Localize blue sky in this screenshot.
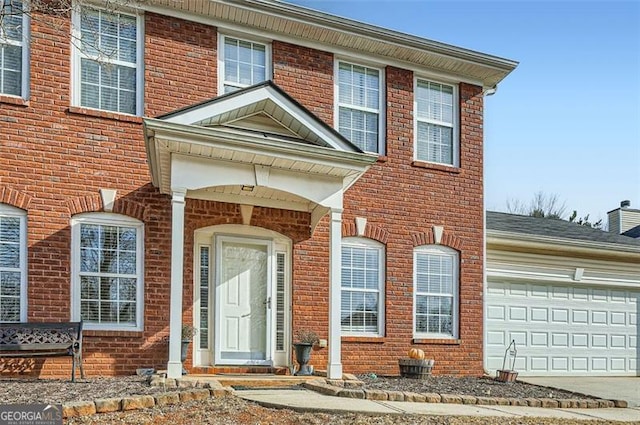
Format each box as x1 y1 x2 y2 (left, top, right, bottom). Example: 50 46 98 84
287 0 640 224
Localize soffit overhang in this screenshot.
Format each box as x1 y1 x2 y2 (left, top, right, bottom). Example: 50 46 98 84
487 230 640 263
144 0 518 88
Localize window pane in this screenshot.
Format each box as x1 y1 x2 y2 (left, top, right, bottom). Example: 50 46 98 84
415 250 456 336
77 221 140 327
0 271 20 296
417 122 453 164
78 8 138 114
338 108 378 152
0 244 19 268
3 0 23 41
341 243 382 334
223 37 267 89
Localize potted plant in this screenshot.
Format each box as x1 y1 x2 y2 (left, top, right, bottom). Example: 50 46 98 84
181 324 198 375
292 329 319 376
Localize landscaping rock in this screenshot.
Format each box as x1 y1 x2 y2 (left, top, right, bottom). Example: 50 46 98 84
62 401 96 418
155 393 180 406
192 389 212 401
524 398 541 407
338 389 365 399
494 397 510 406
326 379 345 387
586 399 600 409
422 393 442 403
179 391 196 402
439 394 462 404
211 387 233 398
403 392 426 402
476 396 497 405
364 389 388 401
508 398 528 406
386 390 405 401
614 399 628 408
94 398 122 413
122 395 155 410
460 395 477 405
344 380 364 388
177 379 197 389
597 399 615 408
539 398 559 408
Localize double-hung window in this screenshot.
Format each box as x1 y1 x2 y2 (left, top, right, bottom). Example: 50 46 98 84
336 61 383 154
0 0 28 97
415 79 457 166
73 7 142 115
71 213 144 331
414 245 458 339
220 35 268 94
0 204 26 322
341 238 384 336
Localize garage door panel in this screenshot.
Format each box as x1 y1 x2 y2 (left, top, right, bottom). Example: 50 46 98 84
486 281 639 376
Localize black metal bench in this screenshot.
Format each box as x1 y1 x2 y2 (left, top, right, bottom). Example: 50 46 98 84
0 322 85 382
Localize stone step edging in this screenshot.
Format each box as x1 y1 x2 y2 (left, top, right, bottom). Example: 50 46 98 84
62 379 234 418
302 379 628 409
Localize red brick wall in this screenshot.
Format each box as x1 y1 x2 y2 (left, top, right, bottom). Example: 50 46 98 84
0 9 485 378
294 66 485 376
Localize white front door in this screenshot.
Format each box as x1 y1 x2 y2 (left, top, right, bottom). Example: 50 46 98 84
214 236 272 365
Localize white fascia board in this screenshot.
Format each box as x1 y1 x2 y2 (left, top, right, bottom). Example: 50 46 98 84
487 230 640 258
144 118 377 169
140 2 515 88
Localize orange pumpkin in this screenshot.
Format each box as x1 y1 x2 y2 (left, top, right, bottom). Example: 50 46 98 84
408 348 425 360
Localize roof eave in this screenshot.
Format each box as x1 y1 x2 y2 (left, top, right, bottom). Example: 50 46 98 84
487 229 640 260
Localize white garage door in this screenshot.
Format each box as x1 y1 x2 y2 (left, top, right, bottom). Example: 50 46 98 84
486 281 639 376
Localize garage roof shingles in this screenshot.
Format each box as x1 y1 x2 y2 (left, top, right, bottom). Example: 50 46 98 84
486 211 640 247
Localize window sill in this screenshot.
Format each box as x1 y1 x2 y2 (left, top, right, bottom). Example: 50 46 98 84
342 336 385 343
67 106 143 124
412 160 461 174
413 338 461 345
0 95 29 107
84 330 144 338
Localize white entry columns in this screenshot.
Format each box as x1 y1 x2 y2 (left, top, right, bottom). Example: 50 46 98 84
327 208 343 379
167 188 186 379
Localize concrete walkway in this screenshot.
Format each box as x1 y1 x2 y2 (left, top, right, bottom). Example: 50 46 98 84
521 377 640 408
237 388 640 422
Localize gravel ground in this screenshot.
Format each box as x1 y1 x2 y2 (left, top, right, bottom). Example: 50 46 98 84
65 396 625 425
0 376 180 404
0 376 623 425
358 375 594 400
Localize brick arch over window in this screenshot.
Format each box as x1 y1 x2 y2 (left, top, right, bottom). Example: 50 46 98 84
342 220 389 244
410 229 463 251
66 194 147 222
0 186 32 210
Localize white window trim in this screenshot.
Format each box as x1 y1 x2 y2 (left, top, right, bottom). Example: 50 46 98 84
413 244 459 339
217 33 271 95
341 237 385 337
0 204 27 322
70 212 144 331
0 1 30 99
334 59 385 155
70 5 144 116
413 77 459 167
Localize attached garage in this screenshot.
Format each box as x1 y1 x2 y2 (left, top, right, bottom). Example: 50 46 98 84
485 211 640 377
486 280 638 376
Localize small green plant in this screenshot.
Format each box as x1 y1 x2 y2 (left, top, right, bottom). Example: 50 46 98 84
181 324 198 341
294 329 319 345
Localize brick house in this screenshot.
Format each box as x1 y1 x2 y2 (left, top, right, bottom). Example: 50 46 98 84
0 0 517 379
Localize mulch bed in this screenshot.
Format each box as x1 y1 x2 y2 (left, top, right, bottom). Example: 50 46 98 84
358 374 592 400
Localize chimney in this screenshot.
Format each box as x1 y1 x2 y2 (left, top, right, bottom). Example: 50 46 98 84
608 200 640 235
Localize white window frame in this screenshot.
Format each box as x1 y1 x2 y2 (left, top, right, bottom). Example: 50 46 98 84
218 33 271 95
70 212 144 331
335 59 385 155
340 237 385 337
0 203 27 322
0 0 29 98
70 5 144 116
413 245 459 339
414 77 459 167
